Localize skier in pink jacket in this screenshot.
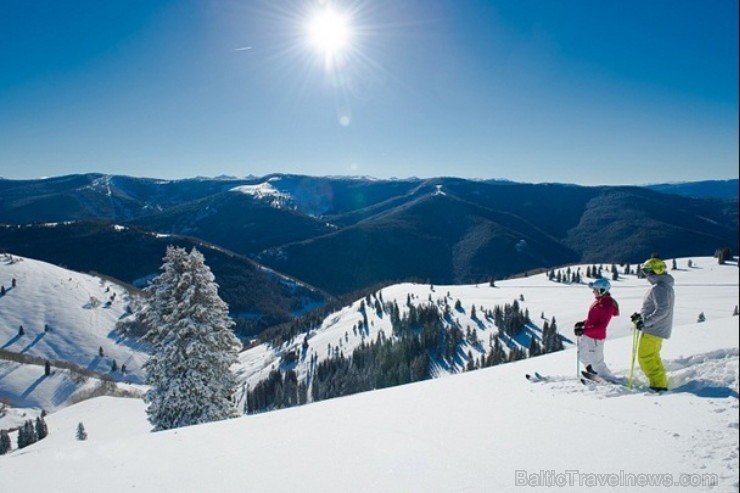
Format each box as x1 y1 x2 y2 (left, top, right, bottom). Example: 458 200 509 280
574 278 620 381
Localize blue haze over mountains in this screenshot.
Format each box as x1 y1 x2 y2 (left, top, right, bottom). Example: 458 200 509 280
0 174 736 336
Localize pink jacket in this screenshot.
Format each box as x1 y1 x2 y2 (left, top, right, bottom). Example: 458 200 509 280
583 293 620 340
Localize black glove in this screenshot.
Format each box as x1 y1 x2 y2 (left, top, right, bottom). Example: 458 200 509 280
574 321 584 337
631 313 644 330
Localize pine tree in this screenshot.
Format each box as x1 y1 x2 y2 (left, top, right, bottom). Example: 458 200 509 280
697 312 706 323
733 305 739 316
76 422 87 441
143 247 241 431
0 429 11 455
18 420 37 449
35 416 48 440
715 247 732 265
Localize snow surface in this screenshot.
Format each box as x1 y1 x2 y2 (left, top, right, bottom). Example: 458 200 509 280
0 255 737 492
0 253 149 413
234 257 739 408
231 182 293 208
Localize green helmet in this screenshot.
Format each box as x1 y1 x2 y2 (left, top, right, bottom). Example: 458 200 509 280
642 257 667 275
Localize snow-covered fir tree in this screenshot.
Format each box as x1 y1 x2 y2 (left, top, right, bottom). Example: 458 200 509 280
143 246 241 431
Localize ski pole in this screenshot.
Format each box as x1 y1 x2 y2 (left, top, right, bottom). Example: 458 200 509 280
576 335 581 379
628 324 641 389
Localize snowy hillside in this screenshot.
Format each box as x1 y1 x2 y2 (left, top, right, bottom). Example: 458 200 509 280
0 254 737 492
231 181 295 209
0 294 737 491
235 256 739 411
0 253 149 412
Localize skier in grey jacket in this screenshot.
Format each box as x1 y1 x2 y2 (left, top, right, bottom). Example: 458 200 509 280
631 257 675 391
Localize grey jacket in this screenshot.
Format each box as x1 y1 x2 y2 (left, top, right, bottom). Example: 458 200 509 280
641 272 675 339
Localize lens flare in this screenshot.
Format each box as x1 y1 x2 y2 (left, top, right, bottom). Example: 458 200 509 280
307 7 352 66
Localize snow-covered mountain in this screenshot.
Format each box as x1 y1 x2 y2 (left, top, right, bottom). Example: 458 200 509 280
0 253 737 492
3 174 737 299
0 253 148 412
234 256 739 411
0 255 737 492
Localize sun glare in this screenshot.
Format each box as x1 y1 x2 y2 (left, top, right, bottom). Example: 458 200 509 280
307 7 352 63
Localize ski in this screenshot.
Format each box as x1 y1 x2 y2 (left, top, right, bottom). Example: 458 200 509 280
580 376 623 388
580 372 658 392
581 370 609 384
525 372 546 382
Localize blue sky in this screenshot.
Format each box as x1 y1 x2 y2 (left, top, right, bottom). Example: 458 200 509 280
0 0 737 185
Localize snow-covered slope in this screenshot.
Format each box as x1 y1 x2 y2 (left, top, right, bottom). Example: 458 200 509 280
0 307 737 492
235 256 739 408
0 254 737 492
0 253 149 412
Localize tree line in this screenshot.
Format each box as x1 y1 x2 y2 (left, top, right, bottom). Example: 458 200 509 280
246 294 565 414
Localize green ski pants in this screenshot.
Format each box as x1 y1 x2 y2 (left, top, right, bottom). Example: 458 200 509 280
638 333 668 389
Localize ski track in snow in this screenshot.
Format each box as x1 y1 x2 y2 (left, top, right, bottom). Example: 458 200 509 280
1 254 738 492
528 347 740 490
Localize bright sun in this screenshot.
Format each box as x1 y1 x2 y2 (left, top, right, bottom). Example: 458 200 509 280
307 7 352 62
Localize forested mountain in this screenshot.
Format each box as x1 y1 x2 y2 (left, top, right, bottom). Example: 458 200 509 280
645 179 738 199
0 174 736 301
259 191 577 294
0 222 326 337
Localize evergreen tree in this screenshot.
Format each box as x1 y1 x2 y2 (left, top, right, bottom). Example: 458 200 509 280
143 247 241 431
528 337 542 357
18 420 37 449
715 247 732 265
733 305 739 317
0 429 10 455
697 312 706 323
44 361 51 376
35 416 48 440
76 422 87 441
466 350 476 371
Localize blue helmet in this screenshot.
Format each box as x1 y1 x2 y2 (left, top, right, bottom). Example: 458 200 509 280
588 278 611 295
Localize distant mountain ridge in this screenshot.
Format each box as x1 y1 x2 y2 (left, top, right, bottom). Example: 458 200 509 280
0 222 327 338
645 179 738 199
0 174 736 302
